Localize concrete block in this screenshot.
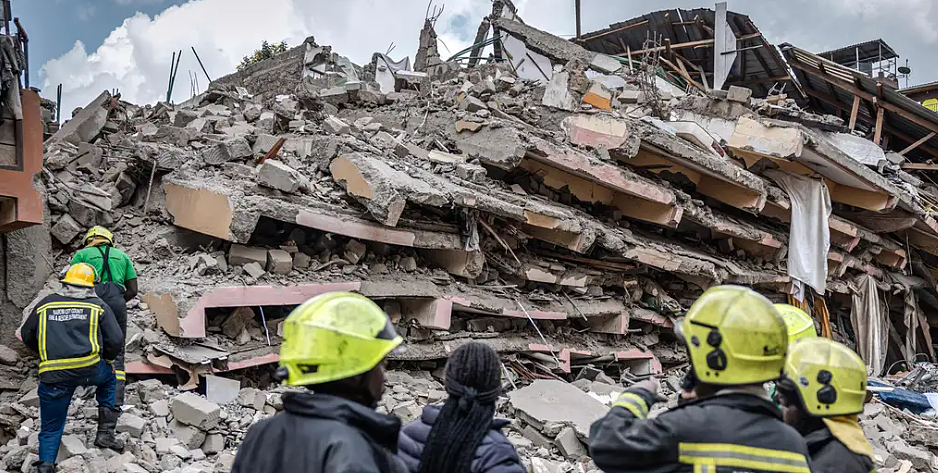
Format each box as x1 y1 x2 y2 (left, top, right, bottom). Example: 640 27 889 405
243 262 266 278
155 437 179 454
228 245 267 267
200 434 225 455
344 239 367 264
237 388 267 410
169 420 206 450
508 379 608 437
617 89 643 104
521 425 552 447
590 53 622 74
171 392 221 429
266 249 293 274
554 426 586 458
323 115 351 134
116 413 146 436
18 389 39 408
149 399 171 417
460 96 488 112
202 137 253 166
370 131 397 150
205 375 241 405
174 110 199 128
727 85 753 104
57 435 88 461
258 160 304 194
51 214 83 245
293 252 312 270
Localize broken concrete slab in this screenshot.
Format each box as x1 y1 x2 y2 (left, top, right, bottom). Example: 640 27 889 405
50 214 82 245
508 379 608 437
542 71 578 112
50 91 110 145
202 137 253 166
330 153 447 227
323 115 351 134
258 160 306 194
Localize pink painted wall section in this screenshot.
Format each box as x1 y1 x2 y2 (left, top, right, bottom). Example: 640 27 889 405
125 353 282 375
179 282 363 339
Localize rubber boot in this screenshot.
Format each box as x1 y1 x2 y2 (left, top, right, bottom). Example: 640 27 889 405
34 461 55 473
93 407 124 452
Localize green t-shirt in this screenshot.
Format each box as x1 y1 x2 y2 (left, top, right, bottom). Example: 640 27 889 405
71 245 138 288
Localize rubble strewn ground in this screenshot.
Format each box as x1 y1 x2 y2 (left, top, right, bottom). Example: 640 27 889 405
6 4 938 473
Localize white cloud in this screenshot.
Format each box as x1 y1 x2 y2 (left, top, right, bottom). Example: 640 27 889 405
39 0 938 116
39 0 491 116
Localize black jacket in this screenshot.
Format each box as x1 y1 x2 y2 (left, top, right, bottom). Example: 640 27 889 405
21 293 123 384
398 405 526 473
231 392 409 473
589 388 813 473
805 426 874 473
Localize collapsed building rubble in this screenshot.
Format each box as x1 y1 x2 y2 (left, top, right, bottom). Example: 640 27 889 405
2 3 938 472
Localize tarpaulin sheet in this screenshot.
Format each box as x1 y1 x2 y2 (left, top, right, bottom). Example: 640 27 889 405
851 274 888 376
767 170 831 299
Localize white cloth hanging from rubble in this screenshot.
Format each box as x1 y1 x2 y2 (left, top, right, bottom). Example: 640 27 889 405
766 170 831 300
850 274 888 376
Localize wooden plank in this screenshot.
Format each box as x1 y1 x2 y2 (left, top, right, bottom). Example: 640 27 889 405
848 95 861 131
899 132 937 156
901 162 938 171
874 106 885 145
788 56 938 137
802 87 938 159
622 38 714 56
578 19 649 43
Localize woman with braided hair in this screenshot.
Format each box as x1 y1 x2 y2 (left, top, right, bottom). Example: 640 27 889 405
398 342 525 473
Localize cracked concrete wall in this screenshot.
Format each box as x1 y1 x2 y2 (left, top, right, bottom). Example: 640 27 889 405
1 217 53 346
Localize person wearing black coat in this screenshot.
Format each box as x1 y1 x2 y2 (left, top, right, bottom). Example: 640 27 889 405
230 292 409 473
398 342 525 473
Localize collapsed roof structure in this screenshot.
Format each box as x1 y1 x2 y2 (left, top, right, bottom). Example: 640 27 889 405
1 2 938 469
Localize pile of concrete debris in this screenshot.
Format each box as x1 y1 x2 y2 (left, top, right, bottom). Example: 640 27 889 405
861 401 938 473
11 5 938 473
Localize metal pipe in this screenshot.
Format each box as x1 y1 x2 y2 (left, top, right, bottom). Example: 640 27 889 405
14 18 27 88
55 84 62 123
191 46 212 83
166 51 176 103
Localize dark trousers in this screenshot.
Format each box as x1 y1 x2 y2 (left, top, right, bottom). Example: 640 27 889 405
38 361 116 462
95 283 126 405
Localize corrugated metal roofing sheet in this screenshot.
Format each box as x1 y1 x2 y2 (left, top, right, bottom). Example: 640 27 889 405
577 8 797 98
817 39 898 65
782 44 938 162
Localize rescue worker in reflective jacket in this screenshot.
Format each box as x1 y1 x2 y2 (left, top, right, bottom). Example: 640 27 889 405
775 337 875 473
589 285 812 473
20 263 125 473
231 292 408 473
72 226 138 406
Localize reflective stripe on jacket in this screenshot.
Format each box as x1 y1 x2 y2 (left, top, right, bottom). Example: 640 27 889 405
21 294 123 384
589 388 813 473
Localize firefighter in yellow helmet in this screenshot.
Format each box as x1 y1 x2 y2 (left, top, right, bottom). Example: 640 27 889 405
231 292 408 473
589 286 812 473
769 304 818 405
20 264 126 473
775 337 874 473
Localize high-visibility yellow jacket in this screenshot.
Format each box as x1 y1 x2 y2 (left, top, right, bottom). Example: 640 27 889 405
590 388 814 473
20 293 123 384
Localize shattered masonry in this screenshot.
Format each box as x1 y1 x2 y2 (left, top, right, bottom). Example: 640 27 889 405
0 3 937 472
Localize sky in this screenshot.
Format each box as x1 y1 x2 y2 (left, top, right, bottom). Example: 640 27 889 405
13 0 938 117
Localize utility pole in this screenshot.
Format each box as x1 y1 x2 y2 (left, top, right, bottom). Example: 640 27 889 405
574 0 582 39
